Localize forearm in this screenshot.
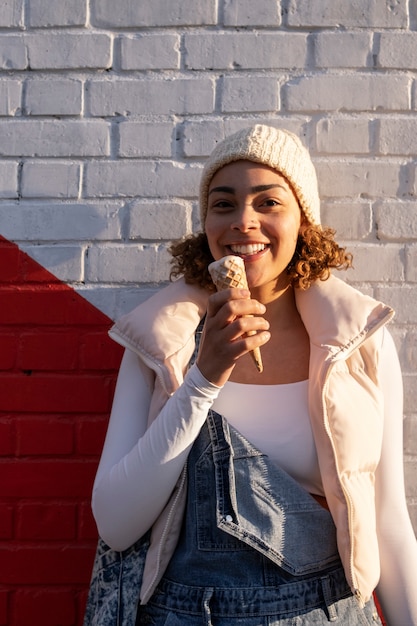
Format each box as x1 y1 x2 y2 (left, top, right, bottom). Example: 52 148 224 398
376 511 417 625
92 362 220 550
375 329 417 624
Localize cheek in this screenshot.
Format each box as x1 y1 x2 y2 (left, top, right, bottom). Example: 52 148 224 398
204 217 222 258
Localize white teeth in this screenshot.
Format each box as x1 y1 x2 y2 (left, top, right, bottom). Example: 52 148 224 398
230 244 266 255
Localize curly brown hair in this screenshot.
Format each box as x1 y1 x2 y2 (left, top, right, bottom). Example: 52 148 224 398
169 226 352 291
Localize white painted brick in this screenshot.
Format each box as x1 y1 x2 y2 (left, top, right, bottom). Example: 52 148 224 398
321 202 372 240
0 120 110 157
345 244 404 283
20 244 84 281
182 120 226 157
0 202 123 241
316 160 403 199
85 161 201 198
412 165 417 199
82 286 162 319
407 502 417 532
27 0 87 27
316 119 370 154
378 33 417 69
375 202 417 241
74 285 156 320
167 118 308 158
87 78 214 116
113 287 159 318
118 122 174 158
120 34 180 70
404 415 417 454
0 80 22 115
288 0 408 28
74 286 118 320
405 244 417 282
379 118 417 155
91 0 216 27
403 378 417 421
184 33 307 70
315 32 371 68
221 76 279 113
387 325 406 364
24 79 82 116
224 118 309 140
128 201 191 240
285 74 410 112
0 0 23 27
0 162 18 198
86 244 170 283
223 0 281 26
0 35 27 69
21 161 81 198
25 33 112 69
376 286 417 325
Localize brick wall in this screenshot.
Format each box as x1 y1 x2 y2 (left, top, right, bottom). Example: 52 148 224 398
0 236 123 625
0 1 416 624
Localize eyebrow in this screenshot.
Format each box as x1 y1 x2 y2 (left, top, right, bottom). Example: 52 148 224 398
208 183 288 195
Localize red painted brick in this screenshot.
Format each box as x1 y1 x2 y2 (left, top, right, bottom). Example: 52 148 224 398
0 460 97 498
21 257 63 285
0 334 18 370
0 421 14 455
18 332 80 371
0 238 121 625
76 418 107 456
0 241 20 283
0 590 8 625
78 590 89 626
17 503 77 540
16 417 74 456
0 236 61 286
0 503 13 539
0 286 106 326
78 501 98 540
0 373 114 413
14 589 76 626
0 545 96 585
79 331 123 370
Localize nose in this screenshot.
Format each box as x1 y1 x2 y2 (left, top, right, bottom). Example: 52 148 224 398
231 206 260 232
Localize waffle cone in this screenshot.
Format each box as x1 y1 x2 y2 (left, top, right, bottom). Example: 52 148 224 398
208 256 263 373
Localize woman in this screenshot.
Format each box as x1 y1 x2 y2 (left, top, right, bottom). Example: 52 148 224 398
90 125 417 625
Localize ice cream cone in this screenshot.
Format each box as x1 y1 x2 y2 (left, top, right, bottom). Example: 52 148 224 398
208 256 264 373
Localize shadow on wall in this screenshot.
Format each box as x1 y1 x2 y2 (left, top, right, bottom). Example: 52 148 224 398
0 235 123 626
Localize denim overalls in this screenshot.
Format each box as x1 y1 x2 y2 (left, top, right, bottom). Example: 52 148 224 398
137 410 382 625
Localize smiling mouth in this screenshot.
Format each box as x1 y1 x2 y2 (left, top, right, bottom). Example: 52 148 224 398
229 243 268 256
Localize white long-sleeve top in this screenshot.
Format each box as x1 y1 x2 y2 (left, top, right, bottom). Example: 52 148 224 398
92 328 417 625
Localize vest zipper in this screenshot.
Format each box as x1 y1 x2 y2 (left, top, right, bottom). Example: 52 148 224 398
141 463 188 601
320 310 394 606
321 364 361 601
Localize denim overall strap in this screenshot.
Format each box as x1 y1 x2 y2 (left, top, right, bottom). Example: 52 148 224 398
207 410 341 575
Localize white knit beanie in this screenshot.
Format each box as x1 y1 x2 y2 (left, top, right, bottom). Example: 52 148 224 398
199 124 321 227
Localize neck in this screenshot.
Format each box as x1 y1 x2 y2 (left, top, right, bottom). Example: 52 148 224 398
251 282 300 330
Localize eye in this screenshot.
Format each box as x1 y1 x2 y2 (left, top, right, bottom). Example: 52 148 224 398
257 197 282 211
208 199 235 212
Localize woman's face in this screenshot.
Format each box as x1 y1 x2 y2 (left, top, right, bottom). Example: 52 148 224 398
205 160 304 298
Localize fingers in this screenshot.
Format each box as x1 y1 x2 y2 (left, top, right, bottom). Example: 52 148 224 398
206 288 266 325
196 289 270 386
